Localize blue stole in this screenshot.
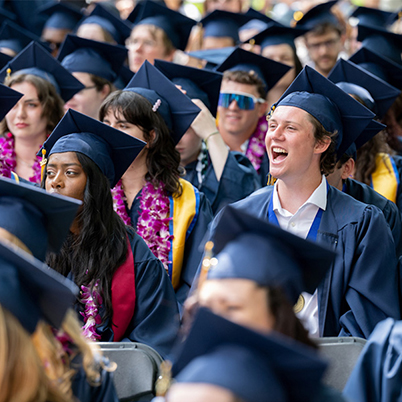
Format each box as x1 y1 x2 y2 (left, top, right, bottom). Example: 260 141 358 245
267 188 325 241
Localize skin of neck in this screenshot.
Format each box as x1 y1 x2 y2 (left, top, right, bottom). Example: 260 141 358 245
218 122 258 152
276 167 323 215
14 132 47 163
121 150 148 208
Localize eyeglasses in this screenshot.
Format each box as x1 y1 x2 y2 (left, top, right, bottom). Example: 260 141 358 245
307 38 340 52
218 91 265 110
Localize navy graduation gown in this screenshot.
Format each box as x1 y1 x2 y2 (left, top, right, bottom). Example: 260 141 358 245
344 178 402 256
129 186 213 308
95 231 180 359
343 318 402 402
183 151 261 215
210 185 400 338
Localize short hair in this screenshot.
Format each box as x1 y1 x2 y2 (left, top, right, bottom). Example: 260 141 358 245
306 113 337 176
305 21 343 39
130 24 175 55
1 73 64 136
223 70 267 99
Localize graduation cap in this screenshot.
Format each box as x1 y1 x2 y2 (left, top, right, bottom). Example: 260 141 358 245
350 6 394 29
248 22 308 50
0 176 82 261
0 81 22 120
216 47 291 92
0 41 84 102
186 46 237 70
0 50 12 69
113 64 135 90
206 205 336 304
0 7 16 25
274 65 377 159
0 20 50 55
125 60 201 144
154 59 223 117
357 24 402 65
295 0 339 30
244 7 278 27
200 10 253 43
132 0 196 51
328 58 401 119
39 109 146 188
0 240 78 333
387 9 402 27
37 2 83 31
57 34 128 82
349 46 402 90
77 3 132 45
171 308 327 402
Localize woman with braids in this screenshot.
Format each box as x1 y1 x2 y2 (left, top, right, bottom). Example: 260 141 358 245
0 41 83 183
100 61 213 308
41 109 180 358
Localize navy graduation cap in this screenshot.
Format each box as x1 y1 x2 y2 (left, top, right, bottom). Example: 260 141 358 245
172 308 327 402
125 60 201 144
200 10 253 43
0 20 50 55
0 41 85 102
295 0 339 30
37 1 83 31
328 58 401 119
154 59 223 117
207 205 336 304
132 0 196 51
248 22 308 50
244 7 278 27
0 176 82 261
187 46 237 70
0 51 11 70
77 3 132 45
349 46 402 90
39 109 146 188
216 47 291 92
0 240 78 333
0 81 22 120
57 34 128 82
350 6 394 29
274 65 377 159
357 24 402 65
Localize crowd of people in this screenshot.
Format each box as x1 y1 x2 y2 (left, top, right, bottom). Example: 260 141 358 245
0 0 402 401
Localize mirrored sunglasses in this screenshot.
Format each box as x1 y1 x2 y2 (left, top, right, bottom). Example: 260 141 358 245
218 91 265 110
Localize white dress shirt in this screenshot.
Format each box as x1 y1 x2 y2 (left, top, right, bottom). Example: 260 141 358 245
272 175 327 337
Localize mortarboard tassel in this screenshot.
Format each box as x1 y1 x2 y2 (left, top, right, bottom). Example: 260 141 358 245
40 148 47 182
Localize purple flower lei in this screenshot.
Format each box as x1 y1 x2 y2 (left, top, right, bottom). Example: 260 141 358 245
245 115 268 173
0 133 42 183
111 180 173 271
80 280 103 341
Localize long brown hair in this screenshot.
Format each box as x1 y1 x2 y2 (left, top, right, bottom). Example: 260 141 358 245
1 73 64 136
99 90 183 196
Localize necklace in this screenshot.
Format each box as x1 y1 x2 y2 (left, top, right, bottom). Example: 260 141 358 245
80 279 103 341
245 115 268 173
0 133 43 183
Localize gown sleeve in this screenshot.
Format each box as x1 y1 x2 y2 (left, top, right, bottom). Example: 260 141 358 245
120 233 180 359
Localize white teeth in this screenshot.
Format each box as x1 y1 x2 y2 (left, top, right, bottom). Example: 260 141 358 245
273 147 287 154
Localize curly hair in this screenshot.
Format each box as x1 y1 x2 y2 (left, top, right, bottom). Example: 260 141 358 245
1 73 64 136
99 90 183 196
44 153 129 325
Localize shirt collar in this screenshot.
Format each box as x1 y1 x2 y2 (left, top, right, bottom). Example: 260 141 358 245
273 175 327 214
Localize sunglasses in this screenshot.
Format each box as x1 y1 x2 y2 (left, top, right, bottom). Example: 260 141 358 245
218 91 266 110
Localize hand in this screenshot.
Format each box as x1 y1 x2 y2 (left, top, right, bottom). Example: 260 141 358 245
191 99 219 140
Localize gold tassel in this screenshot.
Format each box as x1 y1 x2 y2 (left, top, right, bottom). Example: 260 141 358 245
249 38 255 52
40 148 47 182
267 173 277 186
6 67 11 79
197 241 216 290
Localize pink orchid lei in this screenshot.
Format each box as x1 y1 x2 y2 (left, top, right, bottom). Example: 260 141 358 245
245 115 268 173
80 280 103 341
111 180 173 272
0 133 42 183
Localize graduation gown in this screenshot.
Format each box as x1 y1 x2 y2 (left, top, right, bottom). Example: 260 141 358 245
89 231 180 359
128 180 213 308
344 178 402 256
183 151 261 215
212 185 400 338
343 318 402 402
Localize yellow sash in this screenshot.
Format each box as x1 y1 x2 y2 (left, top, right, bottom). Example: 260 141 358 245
371 153 399 203
10 172 20 183
169 178 199 290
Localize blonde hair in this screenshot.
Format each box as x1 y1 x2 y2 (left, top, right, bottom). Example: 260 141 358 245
0 305 69 402
32 309 116 399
